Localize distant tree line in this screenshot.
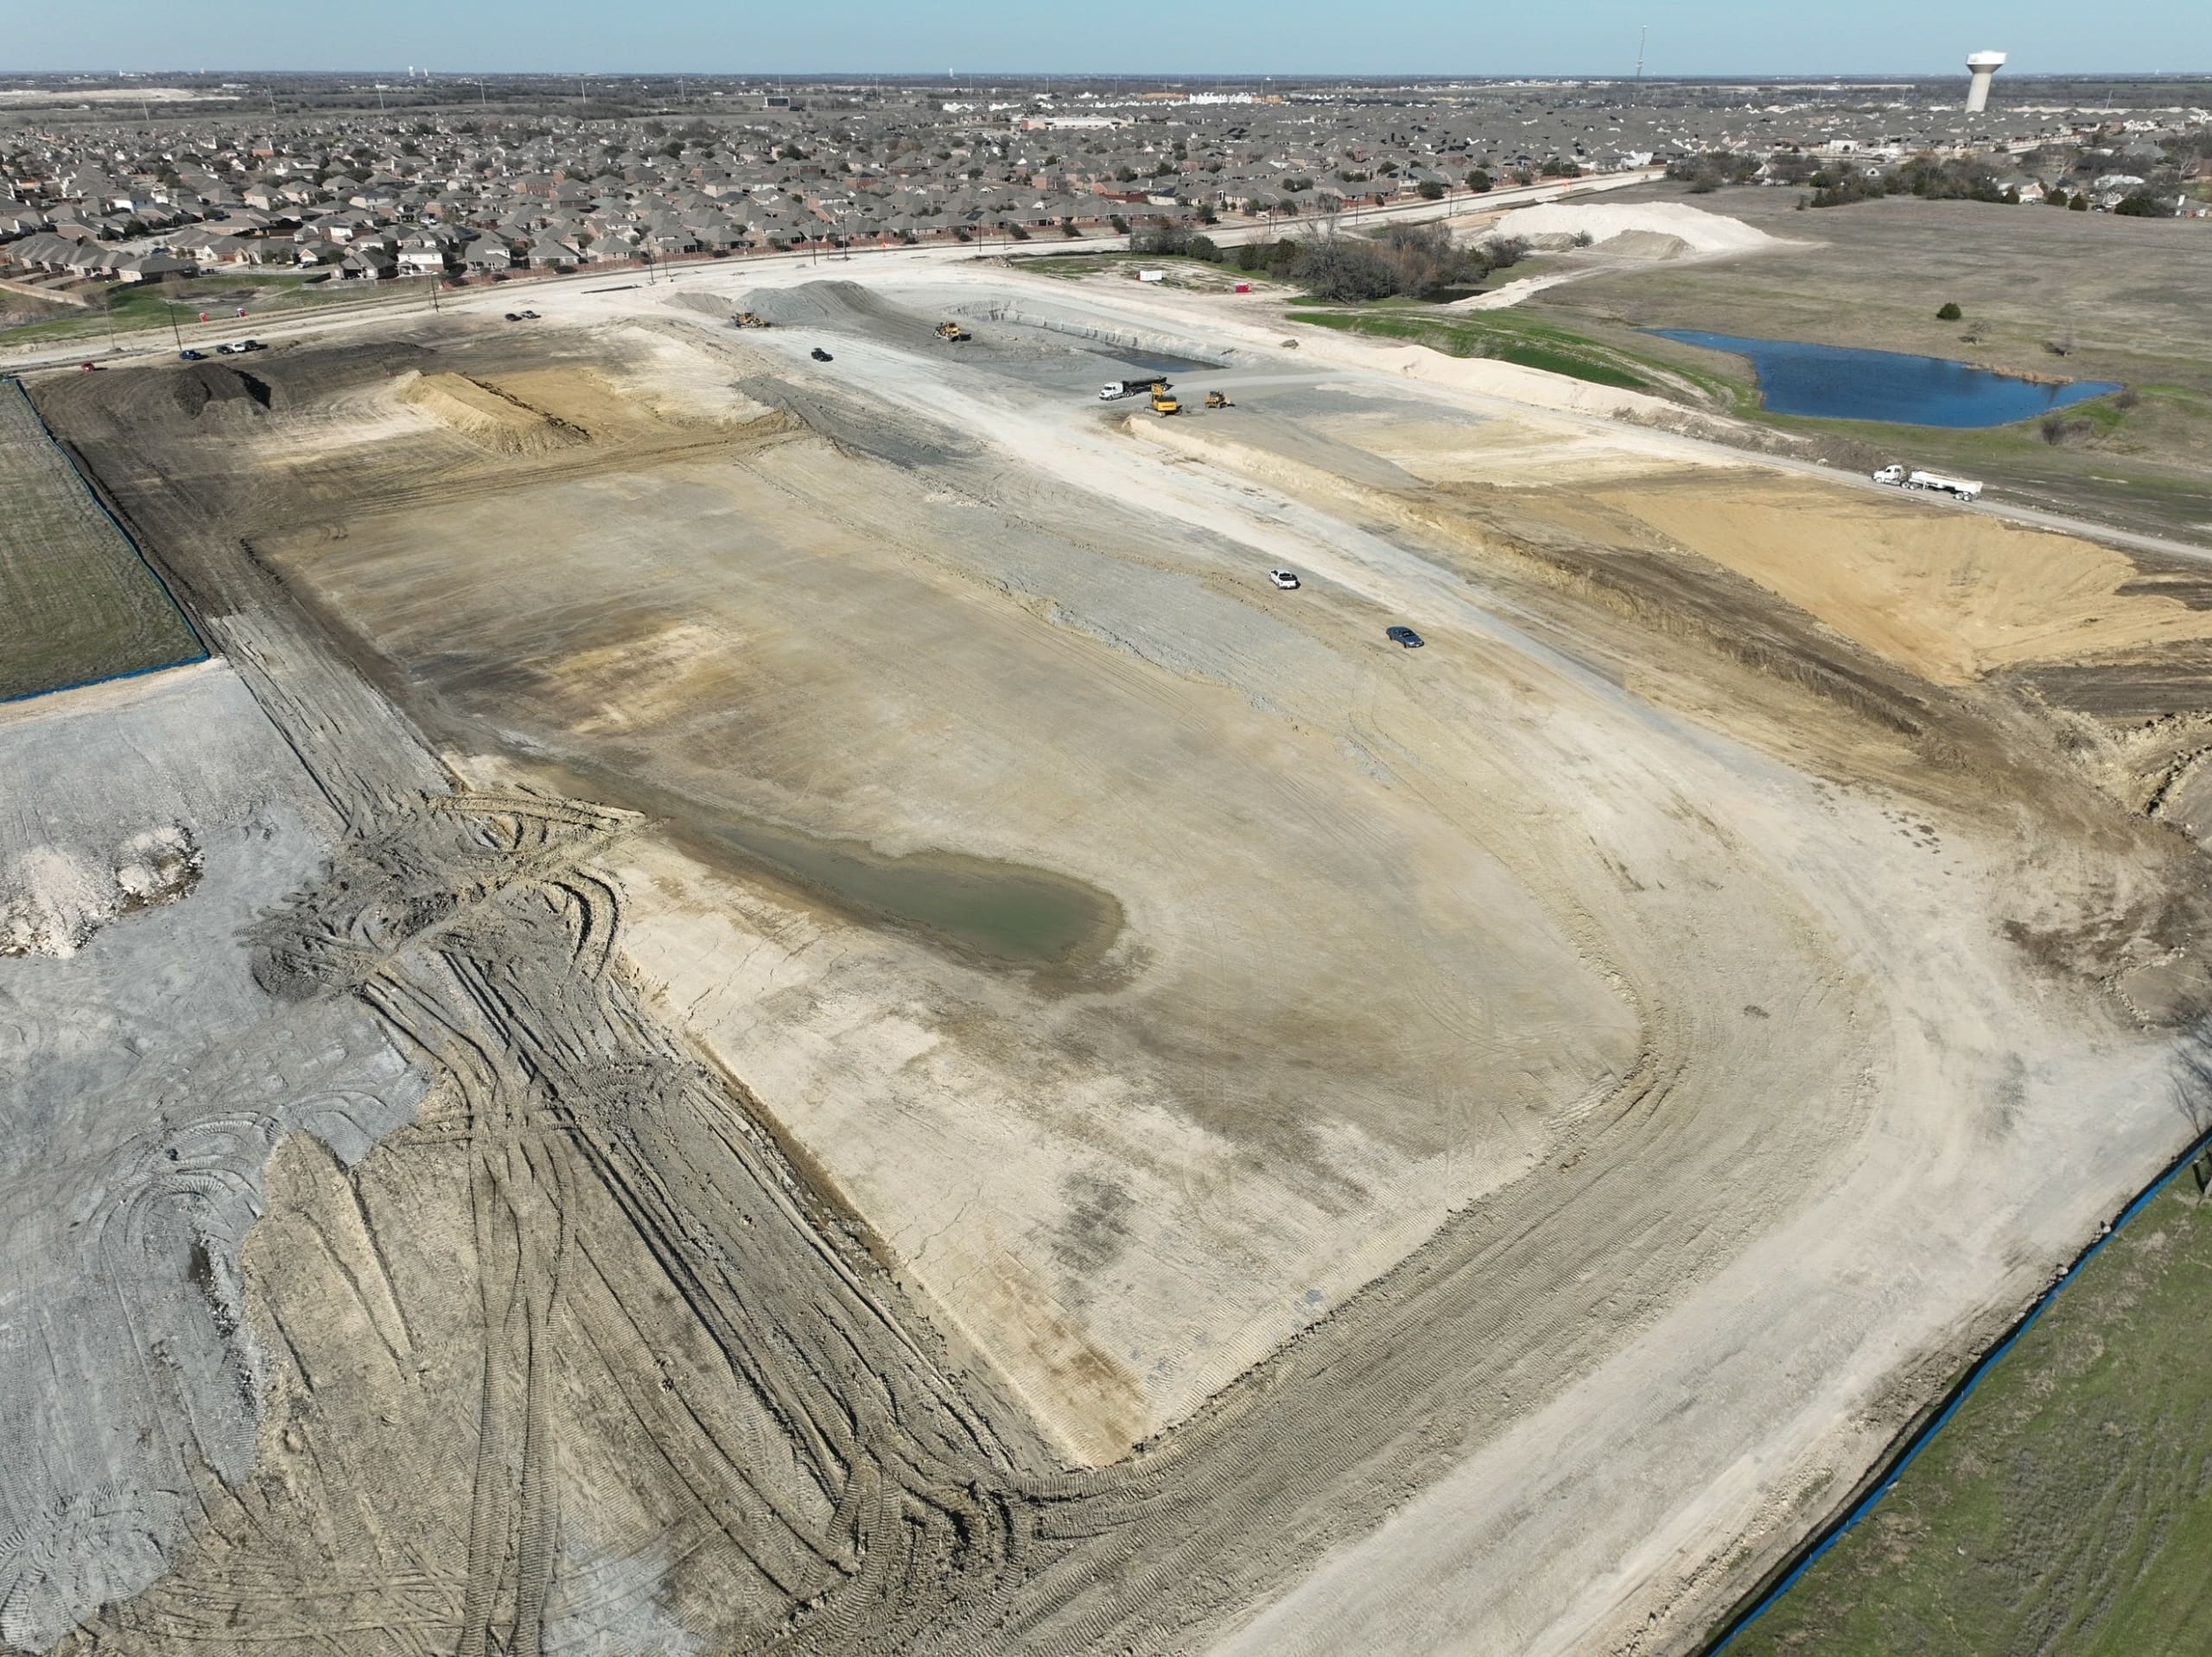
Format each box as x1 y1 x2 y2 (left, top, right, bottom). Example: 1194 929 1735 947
1254 225 1529 302
1665 151 1762 194
1123 218 1528 302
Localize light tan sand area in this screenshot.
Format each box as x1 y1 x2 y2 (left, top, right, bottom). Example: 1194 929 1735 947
7 263 2212 1657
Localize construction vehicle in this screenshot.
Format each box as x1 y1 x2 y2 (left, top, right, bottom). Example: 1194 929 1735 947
935 321 971 342
1099 378 1171 402
1205 390 1233 409
1874 464 1984 500
732 311 771 329
1150 387 1182 416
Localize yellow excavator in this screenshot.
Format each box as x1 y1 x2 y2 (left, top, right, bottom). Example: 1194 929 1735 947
1150 386 1182 416
935 321 971 342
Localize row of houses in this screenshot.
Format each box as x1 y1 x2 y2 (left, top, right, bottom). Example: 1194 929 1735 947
1 98 1673 277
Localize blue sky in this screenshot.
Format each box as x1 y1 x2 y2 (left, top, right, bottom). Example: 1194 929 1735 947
11 1 2207 77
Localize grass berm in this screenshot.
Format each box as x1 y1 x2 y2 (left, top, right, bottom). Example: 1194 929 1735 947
0 379 202 701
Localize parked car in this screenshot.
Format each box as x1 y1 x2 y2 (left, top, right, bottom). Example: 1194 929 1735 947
810 346 834 362
519 309 541 320
504 312 522 321
178 348 207 361
78 362 100 372
238 339 266 352
1386 625 1425 649
215 342 240 355
1268 569 1300 590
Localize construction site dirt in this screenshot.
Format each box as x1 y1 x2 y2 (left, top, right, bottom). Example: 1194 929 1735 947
7 260 2212 1657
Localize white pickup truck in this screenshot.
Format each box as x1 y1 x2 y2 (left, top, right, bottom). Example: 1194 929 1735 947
1872 465 1985 501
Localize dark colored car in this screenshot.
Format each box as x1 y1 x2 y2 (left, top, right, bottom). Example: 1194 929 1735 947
504 312 522 321
179 349 207 361
239 339 265 352
1386 625 1425 649
810 346 833 362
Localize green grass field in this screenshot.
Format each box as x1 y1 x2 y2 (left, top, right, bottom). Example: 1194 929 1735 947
1714 386 2212 536
0 382 203 700
1525 185 2212 536
1291 308 1674 392
1725 1174 2212 1657
1 270 429 350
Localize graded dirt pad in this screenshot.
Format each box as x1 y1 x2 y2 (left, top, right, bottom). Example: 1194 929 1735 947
15 272 2212 1657
211 338 1649 1459
0 382 202 701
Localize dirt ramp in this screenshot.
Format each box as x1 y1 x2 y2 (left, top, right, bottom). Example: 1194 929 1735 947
397 370 588 455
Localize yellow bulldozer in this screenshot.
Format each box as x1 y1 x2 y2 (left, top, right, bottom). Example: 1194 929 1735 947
732 312 771 329
935 321 972 342
1205 390 1233 409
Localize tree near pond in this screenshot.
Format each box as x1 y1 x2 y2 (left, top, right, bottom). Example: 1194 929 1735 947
1290 238 1398 302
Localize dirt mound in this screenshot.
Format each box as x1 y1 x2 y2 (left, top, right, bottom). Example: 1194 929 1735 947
1601 475 2212 684
1595 228 1694 259
736 280 921 333
0 822 201 958
171 364 275 418
397 371 588 455
1486 201 1782 258
666 290 734 320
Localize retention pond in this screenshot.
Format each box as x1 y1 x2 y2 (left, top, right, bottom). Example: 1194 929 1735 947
1649 330 2120 428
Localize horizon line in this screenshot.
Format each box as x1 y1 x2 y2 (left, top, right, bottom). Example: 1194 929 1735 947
9 67 2212 82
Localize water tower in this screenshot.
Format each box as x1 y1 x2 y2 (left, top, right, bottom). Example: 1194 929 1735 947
1965 50 2006 114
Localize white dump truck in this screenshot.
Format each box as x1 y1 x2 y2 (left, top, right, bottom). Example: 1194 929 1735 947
1872 464 1984 501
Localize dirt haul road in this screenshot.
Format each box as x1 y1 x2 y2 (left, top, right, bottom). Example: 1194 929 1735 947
10 261 2212 1657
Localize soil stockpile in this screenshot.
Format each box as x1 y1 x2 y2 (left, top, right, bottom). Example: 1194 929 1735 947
397 369 587 454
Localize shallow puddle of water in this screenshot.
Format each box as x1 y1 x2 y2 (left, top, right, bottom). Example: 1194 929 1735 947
698 810 1120 971
525 752 1121 973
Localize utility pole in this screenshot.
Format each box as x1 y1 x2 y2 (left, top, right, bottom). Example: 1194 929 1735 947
1635 25 1648 99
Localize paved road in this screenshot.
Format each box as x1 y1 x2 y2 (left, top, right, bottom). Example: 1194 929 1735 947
18 160 2202 568
0 170 1662 379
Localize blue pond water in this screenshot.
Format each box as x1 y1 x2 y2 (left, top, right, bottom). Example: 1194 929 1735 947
1649 329 2120 428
